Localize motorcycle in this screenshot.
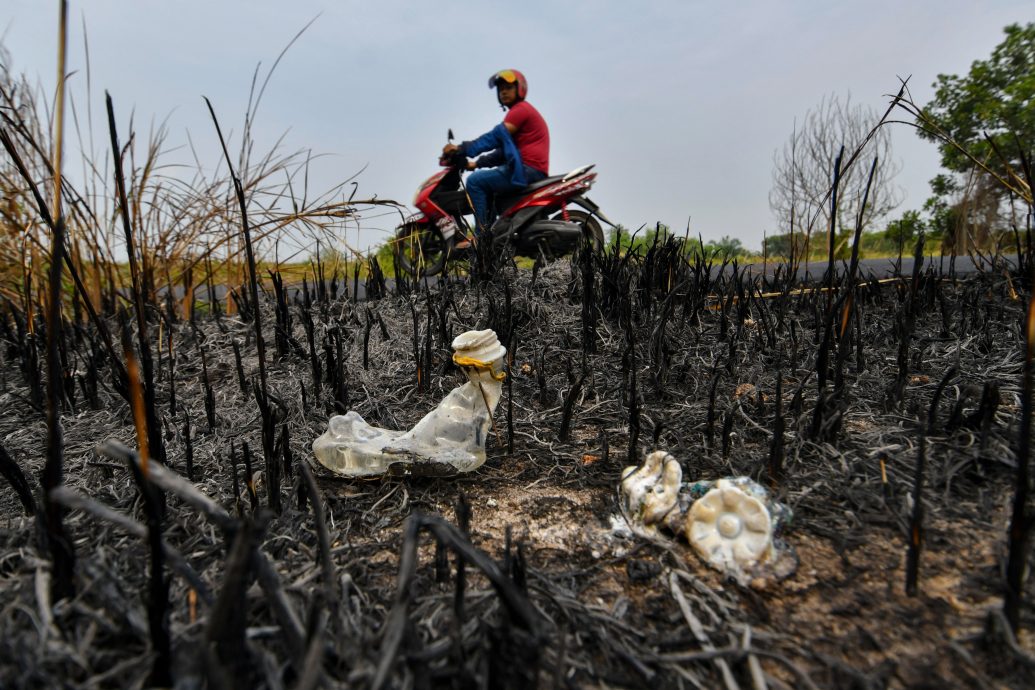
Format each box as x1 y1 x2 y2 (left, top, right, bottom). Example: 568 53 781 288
394 143 613 277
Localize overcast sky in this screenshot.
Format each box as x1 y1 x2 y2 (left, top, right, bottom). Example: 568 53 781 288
2 0 1029 253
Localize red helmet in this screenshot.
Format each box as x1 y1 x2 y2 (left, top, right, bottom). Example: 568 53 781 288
488 69 528 100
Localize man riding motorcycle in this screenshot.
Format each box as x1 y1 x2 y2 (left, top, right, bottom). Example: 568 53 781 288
441 69 550 249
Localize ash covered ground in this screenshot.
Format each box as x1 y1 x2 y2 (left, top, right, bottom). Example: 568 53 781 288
1 246 1034 689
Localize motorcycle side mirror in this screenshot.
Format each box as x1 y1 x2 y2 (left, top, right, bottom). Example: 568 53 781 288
447 129 454 142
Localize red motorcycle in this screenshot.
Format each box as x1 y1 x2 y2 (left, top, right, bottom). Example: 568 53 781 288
394 149 612 277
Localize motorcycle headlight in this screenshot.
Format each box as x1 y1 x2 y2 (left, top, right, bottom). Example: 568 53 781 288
414 172 445 205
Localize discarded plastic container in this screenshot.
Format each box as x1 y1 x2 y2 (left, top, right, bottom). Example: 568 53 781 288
312 329 506 477
686 478 775 572
620 453 796 585
620 451 683 528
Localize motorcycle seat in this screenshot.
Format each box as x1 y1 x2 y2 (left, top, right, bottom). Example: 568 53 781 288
495 174 567 211
520 164 595 194
523 174 566 192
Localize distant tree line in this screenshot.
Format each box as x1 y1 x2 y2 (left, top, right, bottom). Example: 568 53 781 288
766 21 1034 258
609 224 748 259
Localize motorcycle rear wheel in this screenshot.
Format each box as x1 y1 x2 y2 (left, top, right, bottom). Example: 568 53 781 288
552 210 605 253
394 221 450 277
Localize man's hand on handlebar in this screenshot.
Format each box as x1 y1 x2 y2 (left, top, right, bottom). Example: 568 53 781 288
439 143 474 170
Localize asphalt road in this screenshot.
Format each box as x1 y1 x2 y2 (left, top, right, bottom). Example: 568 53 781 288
738 253 1017 282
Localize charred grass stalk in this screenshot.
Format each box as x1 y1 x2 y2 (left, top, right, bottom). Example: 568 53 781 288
768 370 785 486
270 269 291 360
372 510 541 690
253 381 282 514
580 239 598 356
183 413 195 481
721 402 736 459
975 381 1002 460
322 331 335 404
304 286 323 389
200 342 217 431
750 283 776 350
164 306 177 415
536 346 551 406
854 298 866 374
558 368 588 443
0 441 36 516
279 423 293 480
507 331 515 454
929 367 958 435
904 367 955 597
333 326 349 412
1004 287 1035 631
298 461 337 613
424 292 434 385
650 287 678 394
825 146 845 312
366 253 387 300
503 278 514 358
229 288 252 323
123 446 172 685
313 243 327 304
807 149 848 442
905 422 928 597
23 326 42 412
204 97 269 398
118 318 173 684
410 298 423 392
706 360 722 449
834 156 879 397
229 441 243 516
351 259 359 303
452 494 473 673
205 511 269 688
625 324 641 465
241 440 260 513
41 0 76 601
885 234 926 410
107 93 165 467
363 307 375 370
231 339 248 396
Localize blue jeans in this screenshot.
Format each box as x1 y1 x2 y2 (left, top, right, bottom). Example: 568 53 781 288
466 164 546 235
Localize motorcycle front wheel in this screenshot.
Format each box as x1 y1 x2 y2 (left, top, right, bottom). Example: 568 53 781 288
552 210 605 253
394 221 450 277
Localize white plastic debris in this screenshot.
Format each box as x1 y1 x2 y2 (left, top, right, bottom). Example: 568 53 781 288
311 329 505 477
686 478 773 572
620 451 684 530
618 452 795 586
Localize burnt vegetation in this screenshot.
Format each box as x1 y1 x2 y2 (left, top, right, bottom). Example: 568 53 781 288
1 25 1035 690
3 203 1035 686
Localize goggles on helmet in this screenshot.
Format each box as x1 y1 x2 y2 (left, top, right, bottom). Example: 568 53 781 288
488 70 518 88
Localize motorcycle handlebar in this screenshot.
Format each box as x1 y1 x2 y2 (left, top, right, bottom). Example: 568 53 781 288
439 149 468 169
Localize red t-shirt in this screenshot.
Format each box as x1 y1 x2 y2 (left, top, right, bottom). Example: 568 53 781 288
504 101 549 175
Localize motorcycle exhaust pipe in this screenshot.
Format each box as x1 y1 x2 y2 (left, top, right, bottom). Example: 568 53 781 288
518 219 585 255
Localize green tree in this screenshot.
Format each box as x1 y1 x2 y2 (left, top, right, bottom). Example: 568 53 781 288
884 209 924 244
609 223 671 253
920 23 1035 200
764 232 793 258
705 236 744 258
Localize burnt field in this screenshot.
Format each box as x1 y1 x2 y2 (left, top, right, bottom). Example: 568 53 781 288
1 240 1035 689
